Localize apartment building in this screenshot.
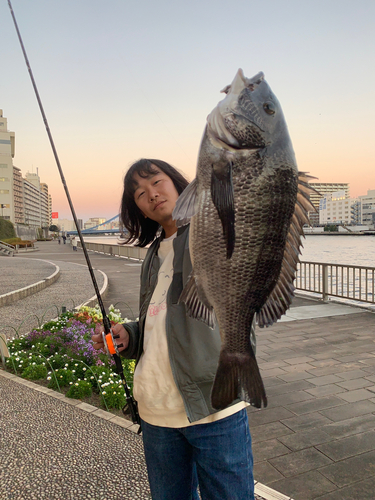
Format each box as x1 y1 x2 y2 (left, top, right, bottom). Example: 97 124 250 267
309 182 350 225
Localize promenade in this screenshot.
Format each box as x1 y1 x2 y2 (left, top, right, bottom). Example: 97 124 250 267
1 240 375 500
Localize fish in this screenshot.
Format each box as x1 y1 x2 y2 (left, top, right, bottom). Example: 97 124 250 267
173 68 316 410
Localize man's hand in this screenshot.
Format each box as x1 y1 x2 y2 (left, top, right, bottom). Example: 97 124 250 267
92 323 130 353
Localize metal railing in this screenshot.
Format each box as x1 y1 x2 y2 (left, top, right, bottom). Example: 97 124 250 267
79 241 375 306
296 261 375 304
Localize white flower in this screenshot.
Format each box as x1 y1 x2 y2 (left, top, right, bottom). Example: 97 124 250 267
83 368 86 371
69 382 73 385
113 391 116 395
47 376 51 380
75 383 79 386
102 391 106 395
72 370 76 373
90 376 94 380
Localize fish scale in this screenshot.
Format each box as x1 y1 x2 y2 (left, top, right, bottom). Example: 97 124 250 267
173 68 316 410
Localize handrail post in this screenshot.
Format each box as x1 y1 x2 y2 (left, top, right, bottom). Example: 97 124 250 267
322 264 329 303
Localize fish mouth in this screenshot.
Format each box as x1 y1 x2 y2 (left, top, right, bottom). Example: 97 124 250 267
207 69 266 150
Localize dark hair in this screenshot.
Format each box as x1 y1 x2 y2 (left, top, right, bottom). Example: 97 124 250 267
120 159 189 247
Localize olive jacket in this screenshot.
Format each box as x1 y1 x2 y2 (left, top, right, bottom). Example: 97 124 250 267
122 224 255 423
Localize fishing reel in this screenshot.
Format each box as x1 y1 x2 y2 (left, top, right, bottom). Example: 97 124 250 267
101 329 124 357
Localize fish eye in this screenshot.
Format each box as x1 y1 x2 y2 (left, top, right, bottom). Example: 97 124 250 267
263 102 276 115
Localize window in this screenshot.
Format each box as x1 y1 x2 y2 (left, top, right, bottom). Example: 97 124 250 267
0 189 9 194
0 177 9 182
0 164 8 169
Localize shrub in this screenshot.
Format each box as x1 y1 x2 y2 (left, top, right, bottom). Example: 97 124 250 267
66 380 92 399
0 219 16 240
22 364 48 380
47 368 75 389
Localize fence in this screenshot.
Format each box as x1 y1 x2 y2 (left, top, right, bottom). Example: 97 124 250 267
80 242 375 306
296 261 375 304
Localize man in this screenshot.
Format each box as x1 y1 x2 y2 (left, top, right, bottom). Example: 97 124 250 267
92 159 254 500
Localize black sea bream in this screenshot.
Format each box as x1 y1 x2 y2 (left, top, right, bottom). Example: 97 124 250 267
173 69 316 410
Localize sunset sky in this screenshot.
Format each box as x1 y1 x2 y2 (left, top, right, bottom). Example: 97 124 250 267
1 0 374 221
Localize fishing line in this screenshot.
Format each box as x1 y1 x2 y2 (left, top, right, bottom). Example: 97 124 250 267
7 0 140 429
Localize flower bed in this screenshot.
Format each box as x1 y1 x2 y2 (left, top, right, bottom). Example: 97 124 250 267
4 305 135 413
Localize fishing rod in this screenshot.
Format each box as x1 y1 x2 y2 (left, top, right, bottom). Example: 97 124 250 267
7 0 140 430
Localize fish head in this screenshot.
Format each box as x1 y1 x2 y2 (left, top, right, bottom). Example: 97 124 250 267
207 69 296 163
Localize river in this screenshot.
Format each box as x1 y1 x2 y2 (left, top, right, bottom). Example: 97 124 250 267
84 234 375 269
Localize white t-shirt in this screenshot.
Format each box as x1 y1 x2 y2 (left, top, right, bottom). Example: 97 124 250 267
133 233 246 427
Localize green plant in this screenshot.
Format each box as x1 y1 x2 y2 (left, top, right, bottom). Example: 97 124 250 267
0 219 16 240
47 368 75 389
21 363 48 380
66 380 92 399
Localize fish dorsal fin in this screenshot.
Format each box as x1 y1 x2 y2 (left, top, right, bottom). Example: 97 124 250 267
178 273 216 329
172 178 198 228
256 172 318 327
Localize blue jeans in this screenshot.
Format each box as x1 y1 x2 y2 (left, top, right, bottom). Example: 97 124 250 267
141 409 254 500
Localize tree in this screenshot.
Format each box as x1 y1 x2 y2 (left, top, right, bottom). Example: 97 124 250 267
49 224 60 232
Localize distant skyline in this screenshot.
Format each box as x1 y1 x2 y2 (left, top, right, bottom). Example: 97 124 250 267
1 0 374 220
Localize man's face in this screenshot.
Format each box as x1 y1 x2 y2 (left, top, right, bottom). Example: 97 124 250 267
133 167 179 227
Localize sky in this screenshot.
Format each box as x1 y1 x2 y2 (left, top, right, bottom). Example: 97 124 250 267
1 0 374 221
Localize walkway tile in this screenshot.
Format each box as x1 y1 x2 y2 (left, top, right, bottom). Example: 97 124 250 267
270 470 336 500
319 449 375 488
316 430 375 461
251 421 294 444
269 448 332 477
253 439 291 463
281 412 333 432
277 428 333 451
322 413 375 439
319 400 375 421
336 388 374 402
315 475 375 500
285 396 345 415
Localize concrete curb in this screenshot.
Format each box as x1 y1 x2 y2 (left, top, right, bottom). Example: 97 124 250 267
0 260 60 307
78 268 109 309
0 368 293 500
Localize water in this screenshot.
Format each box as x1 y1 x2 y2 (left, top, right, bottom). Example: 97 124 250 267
85 234 375 268
300 235 375 268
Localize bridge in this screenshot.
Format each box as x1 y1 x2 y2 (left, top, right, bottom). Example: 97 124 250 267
66 214 123 236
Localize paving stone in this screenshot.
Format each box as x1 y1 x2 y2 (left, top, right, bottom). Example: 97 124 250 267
335 368 370 380
336 378 373 390
269 470 337 500
264 377 288 388
322 413 375 439
283 356 316 365
252 439 291 463
285 396 345 415
304 383 346 398
277 371 311 382
267 390 315 408
319 449 375 488
305 375 344 386
261 367 289 378
265 380 315 397
319 399 375 422
364 374 375 383
281 412 333 432
250 421 294 444
253 461 285 484
278 428 333 451
336 388 375 403
314 475 375 500
316 430 375 461
247 407 295 427
269 448 332 477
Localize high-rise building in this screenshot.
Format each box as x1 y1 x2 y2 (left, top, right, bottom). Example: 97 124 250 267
319 191 353 225
0 109 52 229
0 109 15 221
359 189 375 226
309 182 350 225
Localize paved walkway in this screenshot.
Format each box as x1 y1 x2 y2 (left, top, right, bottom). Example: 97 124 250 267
1 240 375 499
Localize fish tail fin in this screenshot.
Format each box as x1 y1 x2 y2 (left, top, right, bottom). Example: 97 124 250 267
211 349 267 410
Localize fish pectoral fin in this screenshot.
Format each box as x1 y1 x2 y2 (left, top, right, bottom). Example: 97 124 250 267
178 273 215 329
211 348 267 410
172 178 198 227
211 160 235 259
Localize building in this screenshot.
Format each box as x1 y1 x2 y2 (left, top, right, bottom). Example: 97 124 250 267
0 109 52 229
13 166 24 223
309 182 350 225
0 109 15 221
359 189 375 226
84 217 106 230
319 191 353 225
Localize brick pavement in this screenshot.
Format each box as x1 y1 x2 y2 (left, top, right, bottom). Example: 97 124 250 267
2 240 375 499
